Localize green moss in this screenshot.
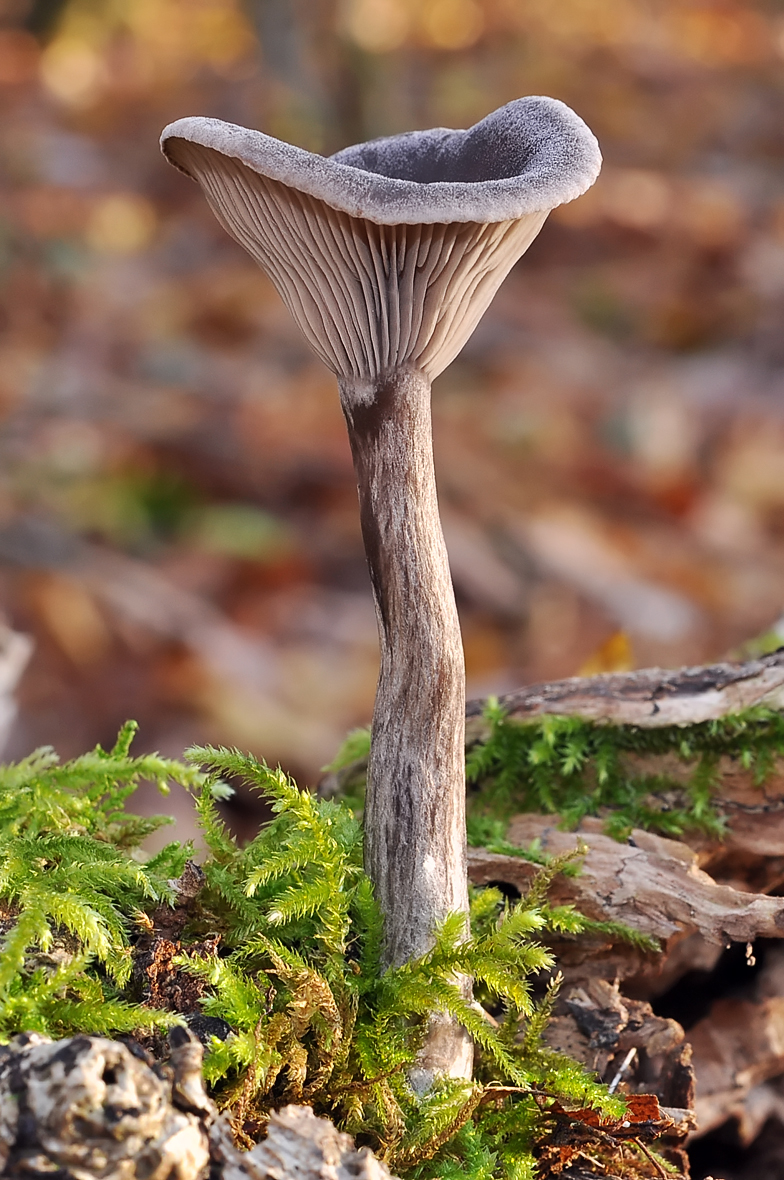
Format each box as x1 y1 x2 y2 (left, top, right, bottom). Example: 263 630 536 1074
467 698 784 840
177 745 625 1167
0 720 204 1039
322 726 371 773
7 703 749 1174
0 724 634 1178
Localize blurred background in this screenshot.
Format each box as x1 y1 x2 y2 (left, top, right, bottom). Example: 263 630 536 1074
1 0 784 832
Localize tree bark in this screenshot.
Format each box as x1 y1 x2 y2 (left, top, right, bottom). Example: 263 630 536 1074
339 367 471 1084
466 649 784 730
212 1104 397 1180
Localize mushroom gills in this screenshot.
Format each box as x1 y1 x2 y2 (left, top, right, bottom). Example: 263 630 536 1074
169 142 545 385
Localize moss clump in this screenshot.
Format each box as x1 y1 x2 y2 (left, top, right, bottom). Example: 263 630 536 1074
0 720 204 1039
321 701 784 845
0 723 650 1178
466 699 784 841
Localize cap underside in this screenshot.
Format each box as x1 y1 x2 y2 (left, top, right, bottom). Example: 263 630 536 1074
171 142 546 381
161 97 600 381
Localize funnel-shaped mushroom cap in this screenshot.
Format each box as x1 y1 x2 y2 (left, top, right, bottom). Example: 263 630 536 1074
162 98 600 382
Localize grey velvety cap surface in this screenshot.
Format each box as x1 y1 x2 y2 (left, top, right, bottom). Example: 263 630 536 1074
161 96 601 226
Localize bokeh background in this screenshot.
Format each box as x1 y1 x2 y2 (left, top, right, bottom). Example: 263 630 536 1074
1 0 784 832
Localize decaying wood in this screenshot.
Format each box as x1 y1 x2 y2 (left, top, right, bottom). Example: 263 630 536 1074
326 651 784 819
464 656 784 1160
340 367 472 1085
468 816 784 994
468 799 784 1158
0 1030 213 1179
539 979 695 1179
0 1031 396 1180
543 978 695 1111
466 649 784 733
597 748 784 896
688 945 784 1143
211 1105 395 1180
320 653 784 1139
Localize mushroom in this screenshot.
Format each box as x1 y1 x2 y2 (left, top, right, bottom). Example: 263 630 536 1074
161 98 601 1083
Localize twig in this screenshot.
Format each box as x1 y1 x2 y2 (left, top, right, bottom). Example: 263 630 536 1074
632 1137 669 1178
608 1047 637 1094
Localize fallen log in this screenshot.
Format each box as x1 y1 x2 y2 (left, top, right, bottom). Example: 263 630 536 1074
467 654 784 1168
326 654 784 870
322 651 784 995
468 655 784 895
470 652 784 927
466 649 784 730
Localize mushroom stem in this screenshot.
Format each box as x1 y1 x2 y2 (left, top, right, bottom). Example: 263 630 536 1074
339 366 472 1083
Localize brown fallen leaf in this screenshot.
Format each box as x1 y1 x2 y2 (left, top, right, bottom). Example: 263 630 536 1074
534 1089 679 1179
